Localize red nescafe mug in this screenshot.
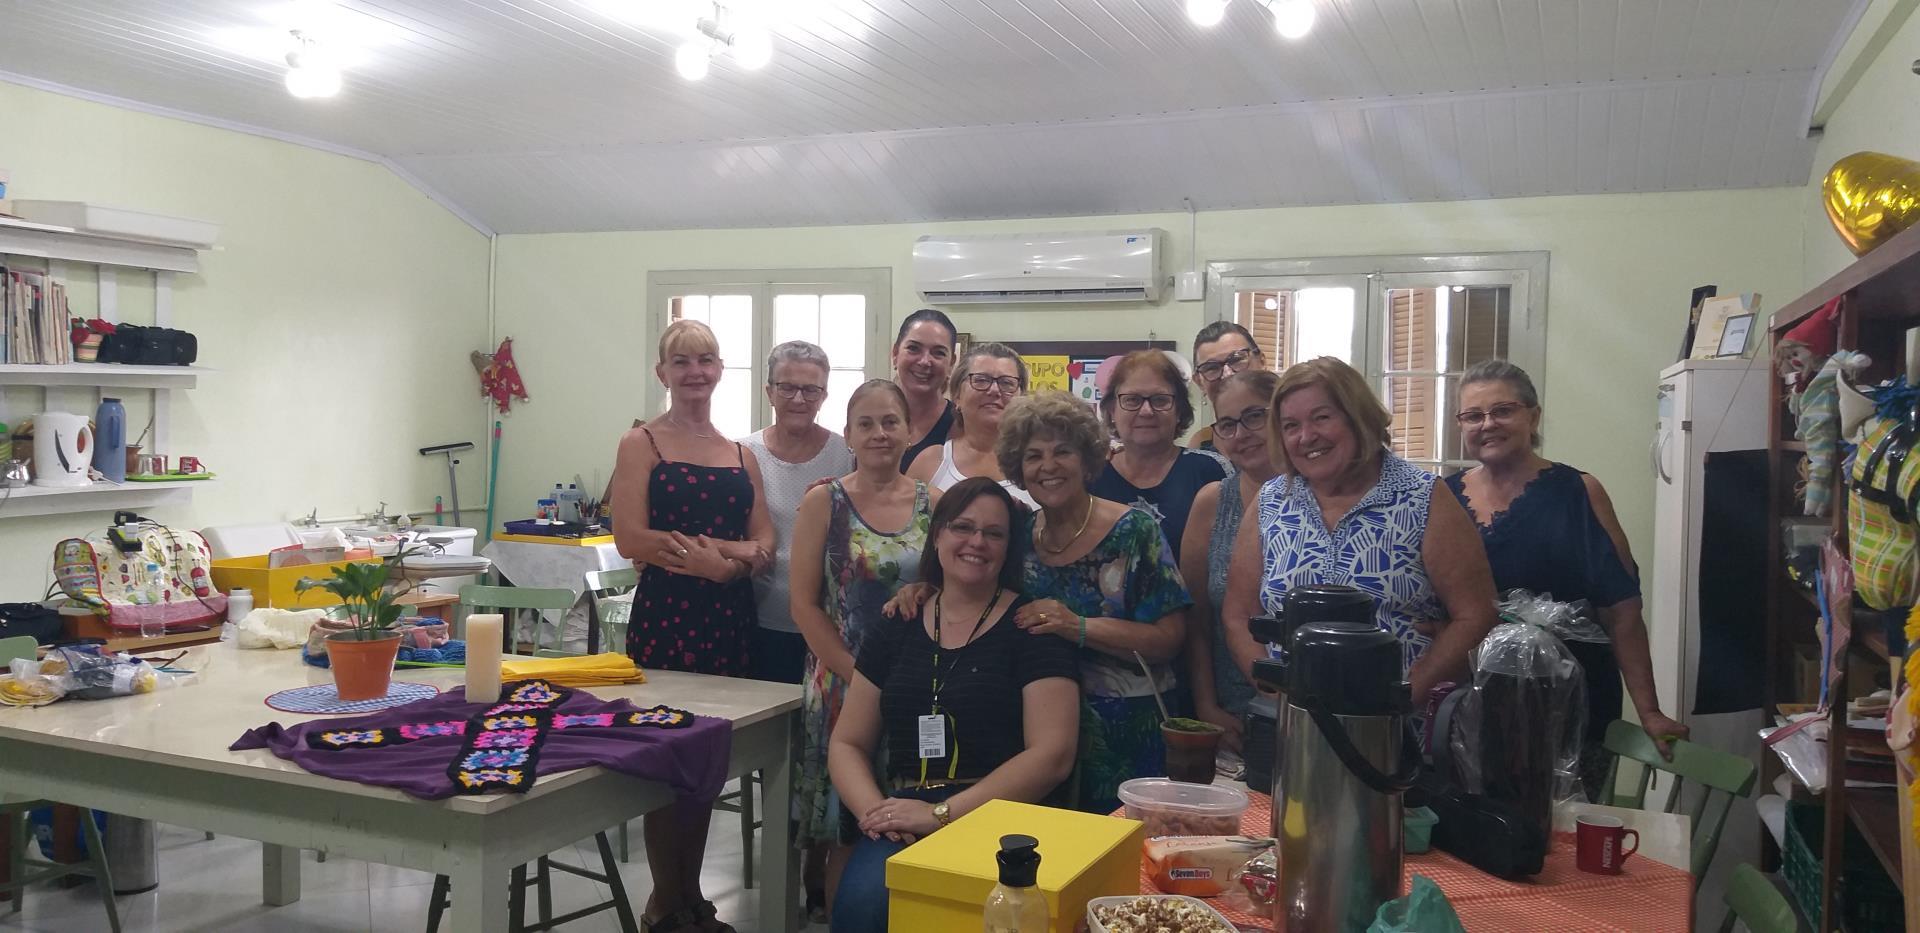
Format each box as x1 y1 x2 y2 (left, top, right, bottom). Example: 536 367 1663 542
1575 814 1639 874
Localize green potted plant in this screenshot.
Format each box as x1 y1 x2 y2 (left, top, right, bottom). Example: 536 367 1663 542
296 551 413 701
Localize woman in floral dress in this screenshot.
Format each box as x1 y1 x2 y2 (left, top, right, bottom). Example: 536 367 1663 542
788 380 934 915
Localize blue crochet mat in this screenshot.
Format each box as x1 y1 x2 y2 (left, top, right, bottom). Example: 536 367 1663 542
264 681 438 714
303 640 467 669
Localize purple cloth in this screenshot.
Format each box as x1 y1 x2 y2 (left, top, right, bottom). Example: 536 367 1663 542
232 681 731 802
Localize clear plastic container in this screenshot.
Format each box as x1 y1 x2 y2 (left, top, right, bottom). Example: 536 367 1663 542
1116 778 1250 837
1087 895 1236 933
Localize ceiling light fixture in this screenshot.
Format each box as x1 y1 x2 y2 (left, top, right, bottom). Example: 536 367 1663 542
1185 0 1229 27
283 30 342 99
1268 0 1316 39
1185 0 1315 39
674 2 776 80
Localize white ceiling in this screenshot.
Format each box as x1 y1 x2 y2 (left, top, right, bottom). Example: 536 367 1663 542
0 0 1851 234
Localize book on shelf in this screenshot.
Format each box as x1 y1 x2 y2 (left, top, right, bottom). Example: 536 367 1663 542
0 264 71 365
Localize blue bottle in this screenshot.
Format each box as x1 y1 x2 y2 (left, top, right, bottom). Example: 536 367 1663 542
93 397 126 482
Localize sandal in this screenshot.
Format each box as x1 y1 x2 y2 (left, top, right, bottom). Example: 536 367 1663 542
641 908 704 933
694 899 738 933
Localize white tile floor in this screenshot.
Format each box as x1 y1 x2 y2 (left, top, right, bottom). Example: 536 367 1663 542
1 783 826 933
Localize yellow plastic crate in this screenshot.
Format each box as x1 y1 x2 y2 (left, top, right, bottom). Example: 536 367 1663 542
887 799 1144 932
209 554 380 609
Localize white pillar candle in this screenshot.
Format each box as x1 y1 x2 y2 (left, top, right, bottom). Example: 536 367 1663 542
464 613 503 704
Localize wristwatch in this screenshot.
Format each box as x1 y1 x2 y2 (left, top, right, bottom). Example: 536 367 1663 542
932 801 953 827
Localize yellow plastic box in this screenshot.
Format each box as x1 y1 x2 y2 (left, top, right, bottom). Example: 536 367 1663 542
887 799 1145 932
209 554 380 609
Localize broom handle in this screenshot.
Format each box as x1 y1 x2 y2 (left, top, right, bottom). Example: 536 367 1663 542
483 421 502 545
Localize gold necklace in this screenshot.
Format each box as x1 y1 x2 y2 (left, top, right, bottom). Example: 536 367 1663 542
667 412 714 439
1041 495 1094 554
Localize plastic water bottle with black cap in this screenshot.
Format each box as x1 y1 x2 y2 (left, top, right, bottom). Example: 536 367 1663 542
983 834 1046 932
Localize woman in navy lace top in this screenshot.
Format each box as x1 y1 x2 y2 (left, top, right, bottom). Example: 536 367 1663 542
1445 359 1688 792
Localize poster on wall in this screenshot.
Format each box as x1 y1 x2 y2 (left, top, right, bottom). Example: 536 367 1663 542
999 340 1178 409
1023 355 1072 392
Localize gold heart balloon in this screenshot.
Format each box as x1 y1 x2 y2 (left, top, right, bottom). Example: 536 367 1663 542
1824 151 1920 256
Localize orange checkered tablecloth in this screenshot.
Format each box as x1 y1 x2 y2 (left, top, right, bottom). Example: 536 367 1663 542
1130 792 1693 932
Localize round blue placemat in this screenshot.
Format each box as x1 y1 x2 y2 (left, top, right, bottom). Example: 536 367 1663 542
265 681 438 714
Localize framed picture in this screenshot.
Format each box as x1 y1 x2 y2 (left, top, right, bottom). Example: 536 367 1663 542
1715 313 1755 358
954 332 972 359
1689 293 1763 360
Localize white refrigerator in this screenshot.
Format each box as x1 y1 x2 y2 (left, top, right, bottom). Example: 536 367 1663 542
1647 357 1770 910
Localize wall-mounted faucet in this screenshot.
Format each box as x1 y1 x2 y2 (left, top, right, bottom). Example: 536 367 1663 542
295 508 320 529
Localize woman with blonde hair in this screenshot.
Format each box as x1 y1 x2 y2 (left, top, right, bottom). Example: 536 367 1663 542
611 318 774 933
1220 357 1498 705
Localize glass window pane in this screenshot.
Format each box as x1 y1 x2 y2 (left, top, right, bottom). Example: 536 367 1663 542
1293 287 1355 364
674 294 710 324
1385 375 1449 463
1383 288 1440 375
818 294 866 369
712 367 755 441
773 294 819 346
824 368 866 436
709 295 754 364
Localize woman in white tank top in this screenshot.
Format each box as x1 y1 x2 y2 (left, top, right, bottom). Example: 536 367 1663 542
907 343 1039 510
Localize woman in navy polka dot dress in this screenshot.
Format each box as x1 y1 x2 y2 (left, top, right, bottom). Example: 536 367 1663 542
612 318 774 932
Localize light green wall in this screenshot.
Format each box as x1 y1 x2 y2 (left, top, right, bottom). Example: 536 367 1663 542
1804 7 1920 282
493 187 1807 574
0 80 490 599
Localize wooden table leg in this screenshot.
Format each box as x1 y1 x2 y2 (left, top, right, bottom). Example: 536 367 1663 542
261 843 302 906
448 848 511 933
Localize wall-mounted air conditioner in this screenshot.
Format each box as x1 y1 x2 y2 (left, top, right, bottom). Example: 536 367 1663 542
913 230 1167 304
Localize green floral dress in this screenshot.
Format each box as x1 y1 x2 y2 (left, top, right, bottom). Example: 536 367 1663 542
1023 507 1192 814
794 479 932 846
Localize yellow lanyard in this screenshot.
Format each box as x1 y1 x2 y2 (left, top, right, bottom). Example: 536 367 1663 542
921 588 999 787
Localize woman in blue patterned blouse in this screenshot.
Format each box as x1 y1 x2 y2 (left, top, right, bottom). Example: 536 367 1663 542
1221 357 1498 702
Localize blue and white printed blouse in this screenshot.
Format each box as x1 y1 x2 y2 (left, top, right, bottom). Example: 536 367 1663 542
1256 452 1442 672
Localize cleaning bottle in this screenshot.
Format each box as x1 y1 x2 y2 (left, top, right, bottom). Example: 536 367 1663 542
983 834 1047 932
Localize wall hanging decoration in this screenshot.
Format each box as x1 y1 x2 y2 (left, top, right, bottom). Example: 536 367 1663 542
472 338 529 414
1823 151 1920 256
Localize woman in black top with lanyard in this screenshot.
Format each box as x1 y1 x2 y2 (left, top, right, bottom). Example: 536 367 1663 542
1447 360 1687 794
827 477 1080 933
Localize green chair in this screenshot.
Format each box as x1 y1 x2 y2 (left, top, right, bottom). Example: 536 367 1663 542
1599 719 1759 885
459 584 579 655
1715 864 1799 933
1 636 121 933
583 567 638 655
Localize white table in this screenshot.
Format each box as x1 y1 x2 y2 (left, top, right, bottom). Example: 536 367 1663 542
0 642 801 933
1553 800 1692 871
480 538 629 648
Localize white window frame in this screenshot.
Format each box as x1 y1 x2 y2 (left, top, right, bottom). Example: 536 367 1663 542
1205 252 1549 472
646 268 892 435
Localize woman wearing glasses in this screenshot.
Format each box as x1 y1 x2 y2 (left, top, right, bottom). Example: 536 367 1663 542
1090 350 1226 562
907 342 1037 509
1220 357 1498 707
1187 321 1267 451
1177 369 1280 749
739 341 855 686
826 478 1080 932
1447 360 1687 786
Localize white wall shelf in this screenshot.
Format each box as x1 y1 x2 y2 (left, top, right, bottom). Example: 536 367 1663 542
0 363 209 390
0 479 215 520
0 217 201 273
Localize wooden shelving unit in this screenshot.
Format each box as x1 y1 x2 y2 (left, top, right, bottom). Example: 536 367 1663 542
1765 221 1920 930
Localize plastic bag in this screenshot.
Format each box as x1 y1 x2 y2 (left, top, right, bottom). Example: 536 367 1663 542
1443 598 1588 840
1368 875 1466 933
32 645 160 699
1495 588 1609 645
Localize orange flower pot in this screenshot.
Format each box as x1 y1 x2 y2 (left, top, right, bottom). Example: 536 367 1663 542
327 631 401 701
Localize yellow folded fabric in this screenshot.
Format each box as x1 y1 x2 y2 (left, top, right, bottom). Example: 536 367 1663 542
500 653 647 687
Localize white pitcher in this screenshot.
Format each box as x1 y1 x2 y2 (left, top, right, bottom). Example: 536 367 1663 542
32 412 93 487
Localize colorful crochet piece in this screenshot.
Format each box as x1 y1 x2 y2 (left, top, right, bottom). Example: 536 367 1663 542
304 679 694 794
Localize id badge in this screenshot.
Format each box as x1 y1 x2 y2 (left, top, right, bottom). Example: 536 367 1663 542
917 714 946 759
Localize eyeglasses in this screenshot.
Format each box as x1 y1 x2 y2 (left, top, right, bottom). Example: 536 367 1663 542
1116 393 1176 412
1195 348 1258 383
1454 402 1528 427
771 382 826 401
1213 407 1269 439
966 373 1023 396
943 520 1008 543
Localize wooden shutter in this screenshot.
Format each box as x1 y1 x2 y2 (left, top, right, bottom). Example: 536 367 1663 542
1387 288 1437 460
1235 291 1293 368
